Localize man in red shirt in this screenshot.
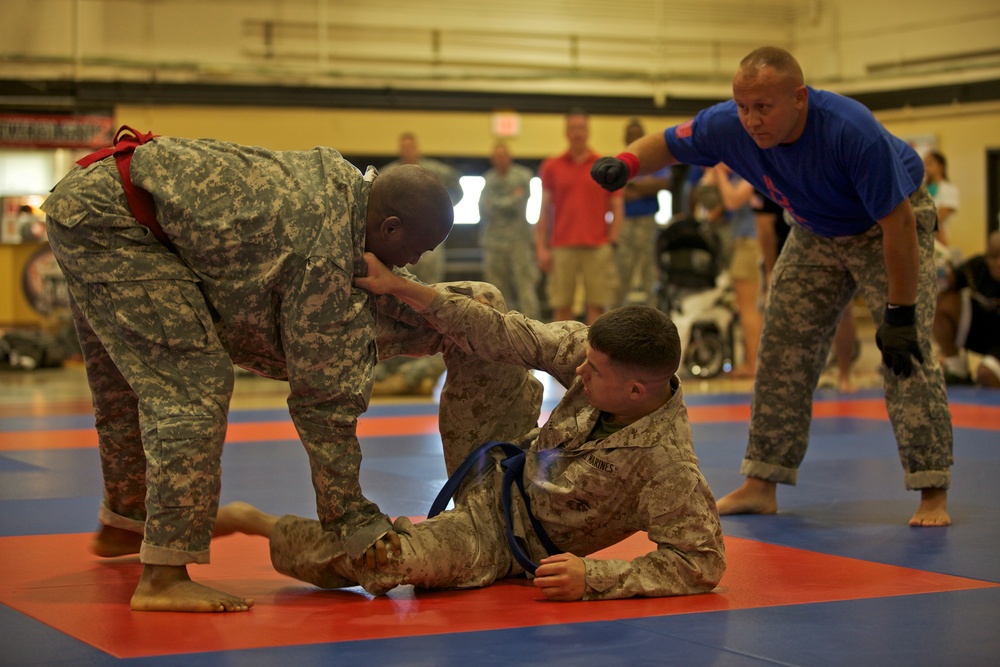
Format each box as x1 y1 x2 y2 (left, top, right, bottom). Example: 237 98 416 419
535 109 624 324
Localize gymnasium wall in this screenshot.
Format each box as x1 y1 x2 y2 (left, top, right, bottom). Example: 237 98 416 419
115 100 1000 259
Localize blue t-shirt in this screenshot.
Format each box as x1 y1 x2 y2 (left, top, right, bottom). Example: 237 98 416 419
624 168 671 217
664 87 924 237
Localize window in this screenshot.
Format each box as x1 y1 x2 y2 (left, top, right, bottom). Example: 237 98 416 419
454 175 670 225
453 175 543 224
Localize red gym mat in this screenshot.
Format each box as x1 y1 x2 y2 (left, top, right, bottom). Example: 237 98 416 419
1 530 994 659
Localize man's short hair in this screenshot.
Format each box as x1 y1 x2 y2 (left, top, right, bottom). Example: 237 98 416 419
738 46 803 82
589 306 681 378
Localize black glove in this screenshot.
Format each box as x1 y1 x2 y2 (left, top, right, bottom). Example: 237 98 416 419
591 157 631 191
875 305 924 378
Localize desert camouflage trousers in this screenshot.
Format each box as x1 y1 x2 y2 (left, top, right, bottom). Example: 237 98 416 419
269 461 523 594
745 187 953 490
267 282 545 590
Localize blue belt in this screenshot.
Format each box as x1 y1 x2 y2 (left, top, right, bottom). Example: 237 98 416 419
428 440 560 574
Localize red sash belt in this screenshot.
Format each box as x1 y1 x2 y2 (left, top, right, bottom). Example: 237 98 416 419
77 126 171 249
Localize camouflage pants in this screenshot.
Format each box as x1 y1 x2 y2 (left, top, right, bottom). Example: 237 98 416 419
615 214 659 307
46 163 233 566
45 161 393 567
483 242 541 320
373 281 543 474
745 187 953 490
269 461 522 594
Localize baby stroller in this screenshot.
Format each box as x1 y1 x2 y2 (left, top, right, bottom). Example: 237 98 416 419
655 215 735 378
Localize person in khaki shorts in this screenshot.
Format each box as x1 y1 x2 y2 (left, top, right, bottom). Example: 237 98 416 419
536 108 623 324
712 163 762 378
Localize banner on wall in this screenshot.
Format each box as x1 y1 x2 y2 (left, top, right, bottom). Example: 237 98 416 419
0 113 114 149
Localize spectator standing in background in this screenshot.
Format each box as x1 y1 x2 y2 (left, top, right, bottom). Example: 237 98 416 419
536 109 624 324
478 143 540 319
375 132 465 395
617 119 672 307
923 151 959 247
713 163 761 378
381 132 464 283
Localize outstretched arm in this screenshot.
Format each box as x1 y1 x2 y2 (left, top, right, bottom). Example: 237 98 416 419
592 131 680 191
627 132 680 175
355 252 587 385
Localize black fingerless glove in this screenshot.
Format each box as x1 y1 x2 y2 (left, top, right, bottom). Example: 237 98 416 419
591 155 634 191
875 304 924 378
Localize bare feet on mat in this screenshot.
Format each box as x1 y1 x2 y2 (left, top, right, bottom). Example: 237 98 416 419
130 564 253 612
909 488 951 527
716 478 778 515
90 524 143 558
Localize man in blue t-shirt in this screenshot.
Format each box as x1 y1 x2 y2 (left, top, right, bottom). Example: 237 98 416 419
592 46 952 527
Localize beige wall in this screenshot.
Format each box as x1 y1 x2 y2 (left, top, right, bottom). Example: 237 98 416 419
878 103 1000 258
115 105 688 161
119 100 999 258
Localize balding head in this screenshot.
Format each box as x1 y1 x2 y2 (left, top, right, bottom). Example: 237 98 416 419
736 46 804 88
365 164 454 268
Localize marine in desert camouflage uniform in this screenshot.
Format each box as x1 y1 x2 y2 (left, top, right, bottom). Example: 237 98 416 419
42 135 453 612
218 254 725 601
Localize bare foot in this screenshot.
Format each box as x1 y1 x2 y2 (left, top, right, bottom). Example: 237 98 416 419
909 488 951 527
731 366 756 380
130 564 253 612
837 373 856 394
214 501 276 538
91 524 143 558
716 478 778 515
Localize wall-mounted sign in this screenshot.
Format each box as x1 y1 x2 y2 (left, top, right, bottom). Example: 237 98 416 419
491 112 521 138
0 114 114 149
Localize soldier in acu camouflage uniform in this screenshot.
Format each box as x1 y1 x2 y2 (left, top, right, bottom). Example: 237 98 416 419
41 134 454 612
591 46 954 527
478 142 541 319
217 254 725 601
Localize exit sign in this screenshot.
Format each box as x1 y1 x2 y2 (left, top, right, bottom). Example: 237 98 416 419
491 112 521 138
